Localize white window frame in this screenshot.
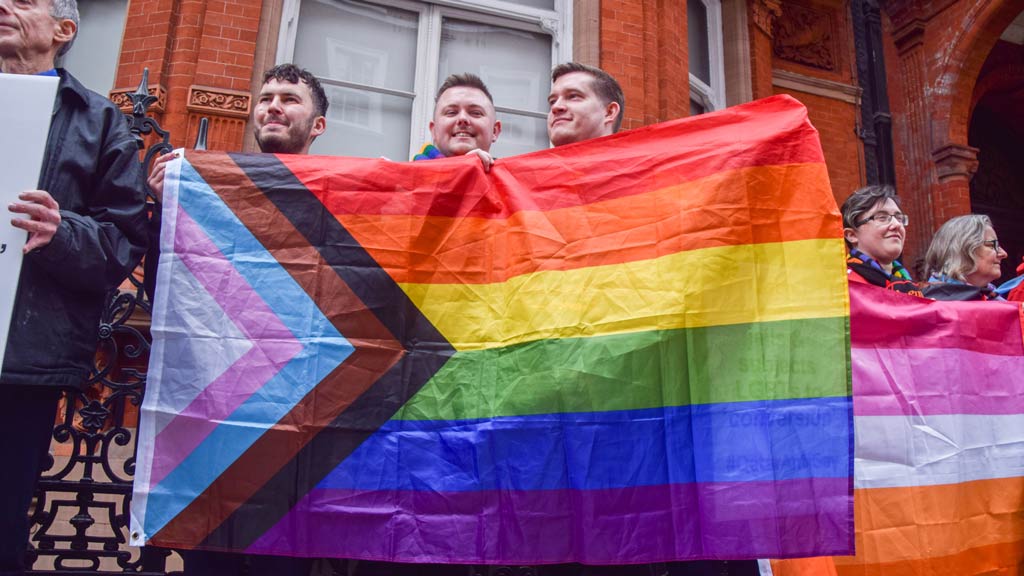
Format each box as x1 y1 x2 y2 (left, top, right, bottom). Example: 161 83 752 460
689 0 726 113
276 0 572 158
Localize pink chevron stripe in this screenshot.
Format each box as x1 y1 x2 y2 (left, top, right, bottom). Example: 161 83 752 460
852 346 1024 416
149 205 302 487
849 283 1023 355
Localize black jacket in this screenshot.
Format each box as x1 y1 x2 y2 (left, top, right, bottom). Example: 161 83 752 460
0 70 148 390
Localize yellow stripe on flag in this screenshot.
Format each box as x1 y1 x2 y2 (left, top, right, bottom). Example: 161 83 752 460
400 238 848 351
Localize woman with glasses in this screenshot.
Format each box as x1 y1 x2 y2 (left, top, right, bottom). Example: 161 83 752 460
923 214 1008 301
841 185 922 295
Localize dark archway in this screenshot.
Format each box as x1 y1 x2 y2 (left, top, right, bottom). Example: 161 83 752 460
969 10 1024 284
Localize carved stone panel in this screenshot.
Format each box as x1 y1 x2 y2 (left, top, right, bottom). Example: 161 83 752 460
773 3 836 71
186 86 251 119
752 0 783 36
110 85 167 113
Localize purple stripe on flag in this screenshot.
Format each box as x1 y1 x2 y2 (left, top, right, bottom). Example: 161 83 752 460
245 478 851 564
149 205 302 487
852 347 1024 416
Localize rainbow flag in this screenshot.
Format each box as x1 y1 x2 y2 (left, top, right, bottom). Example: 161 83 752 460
131 95 853 564
772 284 1024 575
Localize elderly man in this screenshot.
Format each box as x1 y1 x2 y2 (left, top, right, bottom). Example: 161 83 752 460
0 0 148 573
414 72 500 171
547 62 625 146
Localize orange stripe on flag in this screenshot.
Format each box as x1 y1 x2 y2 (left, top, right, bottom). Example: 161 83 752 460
771 556 839 576
337 163 837 284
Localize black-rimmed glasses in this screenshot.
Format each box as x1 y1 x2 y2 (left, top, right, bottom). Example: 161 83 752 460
856 212 909 227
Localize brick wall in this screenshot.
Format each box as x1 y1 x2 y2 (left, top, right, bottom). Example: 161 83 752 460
769 0 863 206
600 0 689 129
114 0 263 151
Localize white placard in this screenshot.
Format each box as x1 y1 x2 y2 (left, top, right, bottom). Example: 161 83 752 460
0 73 59 370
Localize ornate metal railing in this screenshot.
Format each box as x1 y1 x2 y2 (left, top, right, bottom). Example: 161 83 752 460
25 69 178 576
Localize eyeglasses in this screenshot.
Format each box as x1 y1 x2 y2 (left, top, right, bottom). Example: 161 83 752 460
856 212 909 227
981 239 1000 252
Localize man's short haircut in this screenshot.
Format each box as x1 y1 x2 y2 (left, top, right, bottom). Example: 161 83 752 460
435 73 494 104
262 63 329 118
50 0 79 57
551 62 625 133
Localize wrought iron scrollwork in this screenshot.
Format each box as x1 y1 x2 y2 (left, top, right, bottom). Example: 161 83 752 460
26 67 177 576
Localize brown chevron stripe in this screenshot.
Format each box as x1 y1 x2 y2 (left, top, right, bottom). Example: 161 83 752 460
152 152 416 546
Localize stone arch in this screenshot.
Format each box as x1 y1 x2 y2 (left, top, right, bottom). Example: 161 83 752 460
931 0 1022 151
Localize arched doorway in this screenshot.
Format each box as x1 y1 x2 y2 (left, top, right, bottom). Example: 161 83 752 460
969 10 1024 284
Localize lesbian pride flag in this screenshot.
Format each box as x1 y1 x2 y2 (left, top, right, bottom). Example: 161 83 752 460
131 95 853 564
772 284 1024 575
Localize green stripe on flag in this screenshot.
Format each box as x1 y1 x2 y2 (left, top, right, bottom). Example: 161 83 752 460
395 316 850 421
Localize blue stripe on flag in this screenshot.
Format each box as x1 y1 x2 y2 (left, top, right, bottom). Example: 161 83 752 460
318 396 851 492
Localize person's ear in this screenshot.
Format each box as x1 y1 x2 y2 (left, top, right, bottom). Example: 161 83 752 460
604 101 621 128
491 120 501 142
54 18 76 47
310 116 327 139
843 228 858 247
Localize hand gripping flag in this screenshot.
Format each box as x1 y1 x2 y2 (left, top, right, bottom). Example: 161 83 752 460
771 284 1024 576
131 94 854 564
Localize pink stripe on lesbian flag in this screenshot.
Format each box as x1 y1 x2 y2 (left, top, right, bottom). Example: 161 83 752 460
852 347 1024 416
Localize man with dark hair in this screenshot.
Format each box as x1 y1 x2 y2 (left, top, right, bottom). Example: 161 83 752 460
254 63 329 154
149 63 329 198
0 0 148 573
415 72 500 171
144 66 327 576
547 62 625 146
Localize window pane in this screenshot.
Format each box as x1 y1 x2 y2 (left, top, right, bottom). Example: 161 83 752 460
439 17 552 116
690 98 706 116
495 113 548 157
295 0 418 158
499 0 555 9
61 0 127 93
311 84 413 159
688 0 710 85
295 0 418 92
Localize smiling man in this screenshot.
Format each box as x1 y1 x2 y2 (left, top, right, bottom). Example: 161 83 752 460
0 0 148 573
251 64 327 154
547 62 624 147
148 63 328 199
414 73 500 170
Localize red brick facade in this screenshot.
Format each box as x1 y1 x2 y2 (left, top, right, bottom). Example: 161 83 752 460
113 0 262 151
110 0 1022 269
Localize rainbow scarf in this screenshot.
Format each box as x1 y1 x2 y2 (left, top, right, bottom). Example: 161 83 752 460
132 95 853 564
847 248 920 295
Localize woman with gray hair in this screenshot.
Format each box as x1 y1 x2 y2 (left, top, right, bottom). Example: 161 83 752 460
841 185 921 295
923 214 1008 301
